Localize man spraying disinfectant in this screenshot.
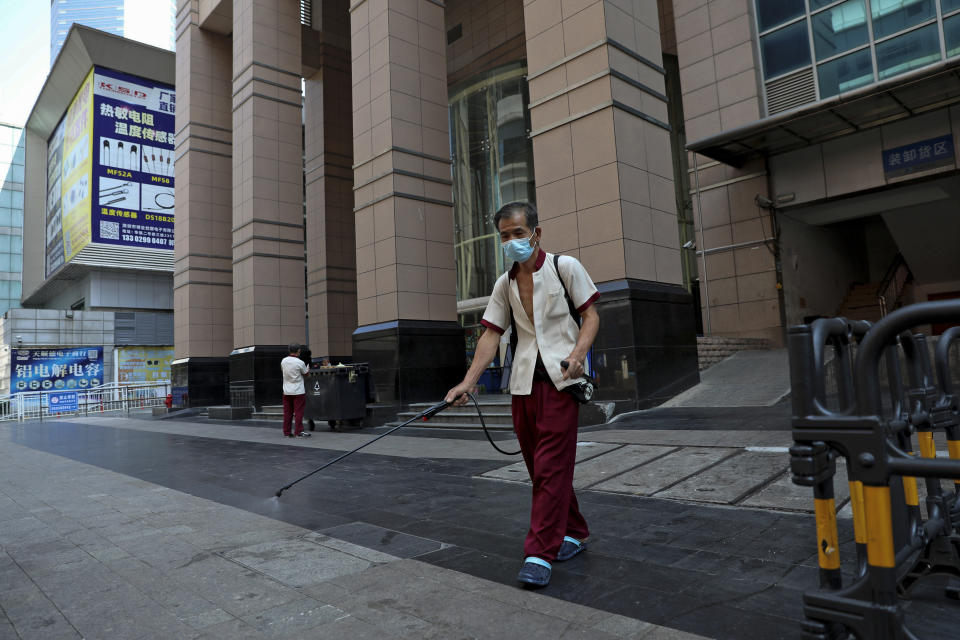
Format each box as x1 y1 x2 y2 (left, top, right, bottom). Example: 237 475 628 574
445 202 600 587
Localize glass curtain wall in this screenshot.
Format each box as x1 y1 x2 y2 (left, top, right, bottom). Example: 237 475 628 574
0 125 25 314
449 63 535 307
756 0 960 106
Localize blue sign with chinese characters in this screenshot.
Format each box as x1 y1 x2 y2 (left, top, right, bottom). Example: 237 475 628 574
883 135 955 177
92 66 175 251
11 348 104 394
48 391 78 413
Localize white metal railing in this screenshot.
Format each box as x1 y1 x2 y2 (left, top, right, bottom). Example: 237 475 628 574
0 381 171 422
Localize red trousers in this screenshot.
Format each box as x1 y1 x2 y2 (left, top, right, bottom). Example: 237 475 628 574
282 394 306 436
512 379 589 562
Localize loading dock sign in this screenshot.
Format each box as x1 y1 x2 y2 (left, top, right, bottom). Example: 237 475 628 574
883 134 954 178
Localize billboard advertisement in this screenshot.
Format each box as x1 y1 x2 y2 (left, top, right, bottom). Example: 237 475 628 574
10 347 104 393
116 346 173 383
92 67 175 251
61 68 95 265
45 118 66 276
45 66 175 277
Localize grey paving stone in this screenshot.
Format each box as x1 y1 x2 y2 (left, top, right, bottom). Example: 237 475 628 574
222 538 373 589
0 619 19 640
587 430 792 448
239 597 346 636
296 614 408 640
741 460 851 512
0 586 81 640
574 445 680 489
316 522 442 559
190 617 266 639
657 452 788 504
638 626 712 639
301 531 399 564
590 613 660 638
481 442 622 483
179 608 235 631
167 553 303 617
592 447 740 496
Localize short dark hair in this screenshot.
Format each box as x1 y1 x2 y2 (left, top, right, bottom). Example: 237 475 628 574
494 202 538 232
288 342 301 354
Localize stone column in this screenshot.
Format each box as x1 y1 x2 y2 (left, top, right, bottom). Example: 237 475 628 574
350 0 464 413
304 0 356 364
523 0 698 408
230 0 306 407
172 0 234 407
673 0 781 345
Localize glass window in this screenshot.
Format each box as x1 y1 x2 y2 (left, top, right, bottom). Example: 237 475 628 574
818 48 874 96
0 237 11 253
810 0 842 8
946 13 960 57
0 254 11 272
876 23 942 79
760 21 813 78
12 211 22 227
449 64 535 303
756 0 807 31
0 191 10 207
812 0 869 60
11 191 23 208
0 209 9 227
945 0 960 13
12 281 20 297
871 0 935 39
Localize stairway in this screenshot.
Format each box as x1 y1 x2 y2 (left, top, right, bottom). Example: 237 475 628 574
837 282 883 323
696 336 772 371
252 405 283 421
388 394 514 431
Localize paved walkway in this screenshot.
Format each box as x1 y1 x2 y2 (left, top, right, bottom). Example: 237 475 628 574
1 413 955 639
660 350 791 408
0 426 703 640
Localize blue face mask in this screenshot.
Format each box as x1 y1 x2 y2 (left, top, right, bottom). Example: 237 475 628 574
502 234 536 263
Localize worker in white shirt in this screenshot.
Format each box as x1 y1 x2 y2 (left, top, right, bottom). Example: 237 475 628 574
280 343 311 438
446 202 600 587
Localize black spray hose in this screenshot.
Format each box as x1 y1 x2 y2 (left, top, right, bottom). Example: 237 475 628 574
274 392 518 497
468 391 520 456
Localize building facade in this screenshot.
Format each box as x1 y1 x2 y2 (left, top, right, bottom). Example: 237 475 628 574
676 0 960 344
19 26 175 396
173 0 701 414
51 0 178 66
0 124 24 316
51 0 125 64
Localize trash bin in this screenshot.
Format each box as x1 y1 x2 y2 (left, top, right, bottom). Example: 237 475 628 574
304 363 369 429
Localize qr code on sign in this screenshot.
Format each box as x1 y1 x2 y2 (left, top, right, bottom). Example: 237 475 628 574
100 220 120 240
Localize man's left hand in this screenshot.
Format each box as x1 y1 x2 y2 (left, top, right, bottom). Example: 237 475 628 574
561 356 584 380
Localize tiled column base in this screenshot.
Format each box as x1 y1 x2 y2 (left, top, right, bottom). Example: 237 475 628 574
228 346 289 410
171 357 230 408
592 280 700 411
352 320 466 423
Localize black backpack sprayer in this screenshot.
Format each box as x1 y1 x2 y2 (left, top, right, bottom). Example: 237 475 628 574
274 391 520 497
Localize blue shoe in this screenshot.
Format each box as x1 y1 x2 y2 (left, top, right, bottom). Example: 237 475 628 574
556 536 586 562
517 557 551 587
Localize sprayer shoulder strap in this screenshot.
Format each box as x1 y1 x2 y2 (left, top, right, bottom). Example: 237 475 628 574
508 253 578 355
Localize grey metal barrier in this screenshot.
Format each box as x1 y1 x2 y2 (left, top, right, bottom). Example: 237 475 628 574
789 300 960 640
0 381 171 422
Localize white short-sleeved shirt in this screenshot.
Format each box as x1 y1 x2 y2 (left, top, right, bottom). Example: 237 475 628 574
281 356 309 395
481 251 599 395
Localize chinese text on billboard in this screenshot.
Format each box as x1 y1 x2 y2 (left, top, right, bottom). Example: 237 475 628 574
11 348 104 393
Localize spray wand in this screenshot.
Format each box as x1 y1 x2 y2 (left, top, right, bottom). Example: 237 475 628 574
274 392 518 497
